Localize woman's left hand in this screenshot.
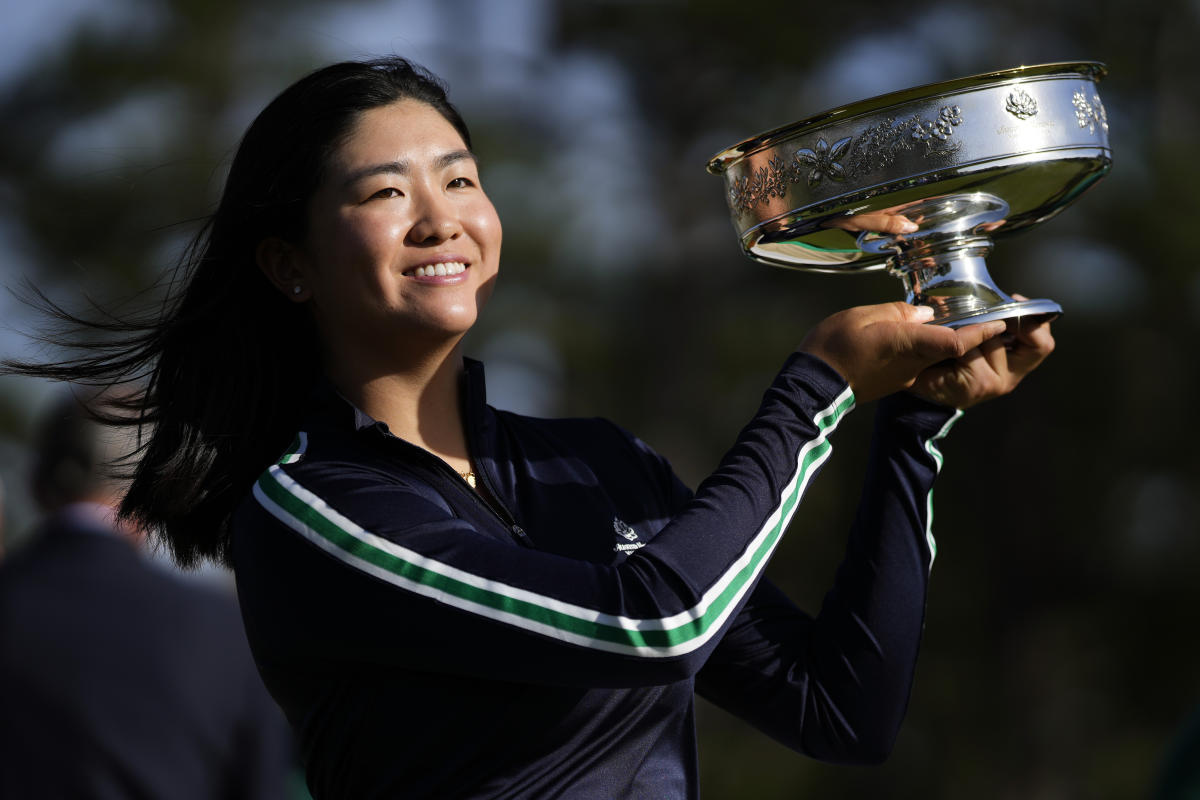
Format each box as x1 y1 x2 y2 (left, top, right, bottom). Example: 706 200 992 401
908 302 1056 409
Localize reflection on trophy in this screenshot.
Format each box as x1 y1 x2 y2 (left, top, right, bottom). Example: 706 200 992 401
708 62 1112 327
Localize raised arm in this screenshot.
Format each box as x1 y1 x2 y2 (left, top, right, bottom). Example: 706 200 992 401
695 393 959 763
695 312 1055 763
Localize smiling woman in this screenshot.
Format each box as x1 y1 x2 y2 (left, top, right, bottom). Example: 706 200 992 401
2 57 1055 799
254 98 503 478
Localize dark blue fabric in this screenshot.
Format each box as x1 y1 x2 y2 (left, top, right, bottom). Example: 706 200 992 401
232 352 955 799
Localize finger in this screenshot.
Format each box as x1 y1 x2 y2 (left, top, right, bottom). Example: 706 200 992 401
1008 325 1055 376
854 300 936 325
900 302 936 323
1005 313 1055 356
873 214 919 235
946 320 1008 356
911 356 978 406
831 213 919 234
978 332 1010 378
1007 293 1059 337
950 341 1011 401
971 346 1012 400
975 335 1016 394
909 362 955 401
897 319 998 365
1010 314 1055 345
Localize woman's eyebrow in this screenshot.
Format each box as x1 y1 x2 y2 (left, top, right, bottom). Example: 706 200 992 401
342 150 477 188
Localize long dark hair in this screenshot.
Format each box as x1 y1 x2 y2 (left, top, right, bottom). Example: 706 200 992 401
3 57 472 567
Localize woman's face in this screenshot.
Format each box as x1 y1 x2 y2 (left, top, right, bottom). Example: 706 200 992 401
296 98 502 362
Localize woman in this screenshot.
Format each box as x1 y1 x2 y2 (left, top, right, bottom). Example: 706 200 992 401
8 58 1052 798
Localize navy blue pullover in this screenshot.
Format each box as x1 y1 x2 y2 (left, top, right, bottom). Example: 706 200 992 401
232 352 960 799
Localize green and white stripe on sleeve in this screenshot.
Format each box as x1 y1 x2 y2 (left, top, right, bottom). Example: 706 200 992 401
253 387 855 658
921 409 963 570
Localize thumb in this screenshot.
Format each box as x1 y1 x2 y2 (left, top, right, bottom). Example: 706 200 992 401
950 320 1008 354
865 301 935 324
876 214 920 235
901 303 936 323
898 320 969 362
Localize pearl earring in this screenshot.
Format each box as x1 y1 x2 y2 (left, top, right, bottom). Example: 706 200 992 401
293 285 302 295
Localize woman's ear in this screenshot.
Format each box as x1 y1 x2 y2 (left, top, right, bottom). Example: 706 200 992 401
256 237 311 302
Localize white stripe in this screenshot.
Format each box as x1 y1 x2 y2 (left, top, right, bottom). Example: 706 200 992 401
257 386 854 655
278 431 309 464
253 478 665 657
922 409 963 570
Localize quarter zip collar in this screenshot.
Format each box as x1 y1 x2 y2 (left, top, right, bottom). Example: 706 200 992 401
299 360 512 529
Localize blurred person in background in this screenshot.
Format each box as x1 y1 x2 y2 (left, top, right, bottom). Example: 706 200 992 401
0 389 295 799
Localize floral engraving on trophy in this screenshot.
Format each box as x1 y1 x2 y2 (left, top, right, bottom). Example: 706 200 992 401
795 137 852 187
728 106 965 212
911 105 964 141
1005 88 1039 119
731 156 794 212
764 154 794 198
1072 91 1108 134
846 106 963 176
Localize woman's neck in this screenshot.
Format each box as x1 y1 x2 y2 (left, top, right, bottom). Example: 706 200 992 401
325 342 472 472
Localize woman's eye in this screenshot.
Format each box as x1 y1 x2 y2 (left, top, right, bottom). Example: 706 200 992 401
448 177 475 189
370 187 402 200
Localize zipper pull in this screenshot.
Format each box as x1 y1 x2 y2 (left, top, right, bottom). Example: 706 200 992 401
510 524 534 548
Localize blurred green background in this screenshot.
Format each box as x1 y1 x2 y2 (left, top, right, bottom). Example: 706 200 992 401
1 0 1197 797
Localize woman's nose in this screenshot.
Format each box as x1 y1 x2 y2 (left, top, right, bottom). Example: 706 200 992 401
407 189 461 244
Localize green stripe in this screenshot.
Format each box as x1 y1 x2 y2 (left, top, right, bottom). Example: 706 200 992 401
262 439 830 648
279 434 305 464
262 470 665 647
262 390 849 649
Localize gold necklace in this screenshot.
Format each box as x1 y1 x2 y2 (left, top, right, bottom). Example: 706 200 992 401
458 470 477 489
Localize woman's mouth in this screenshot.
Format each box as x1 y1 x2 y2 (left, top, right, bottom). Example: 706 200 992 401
404 262 468 278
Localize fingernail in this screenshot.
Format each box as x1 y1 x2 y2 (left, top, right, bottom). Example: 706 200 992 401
913 305 935 320
899 220 919 233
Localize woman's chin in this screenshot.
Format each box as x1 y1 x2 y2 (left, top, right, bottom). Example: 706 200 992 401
391 313 480 348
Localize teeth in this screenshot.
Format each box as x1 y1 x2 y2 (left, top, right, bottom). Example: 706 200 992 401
413 262 466 277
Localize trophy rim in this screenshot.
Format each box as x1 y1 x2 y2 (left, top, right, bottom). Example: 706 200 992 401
706 60 1108 175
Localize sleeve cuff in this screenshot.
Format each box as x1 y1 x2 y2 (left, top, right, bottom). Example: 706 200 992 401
779 351 854 409
875 391 962 436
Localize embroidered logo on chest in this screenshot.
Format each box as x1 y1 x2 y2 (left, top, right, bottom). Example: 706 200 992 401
612 517 644 553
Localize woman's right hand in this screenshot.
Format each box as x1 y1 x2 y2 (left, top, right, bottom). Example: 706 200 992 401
799 302 1007 403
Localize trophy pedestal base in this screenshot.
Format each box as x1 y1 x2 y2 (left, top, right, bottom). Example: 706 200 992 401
933 297 1061 328
855 193 1063 328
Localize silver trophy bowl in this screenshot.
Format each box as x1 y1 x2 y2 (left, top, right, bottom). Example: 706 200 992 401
707 62 1112 327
